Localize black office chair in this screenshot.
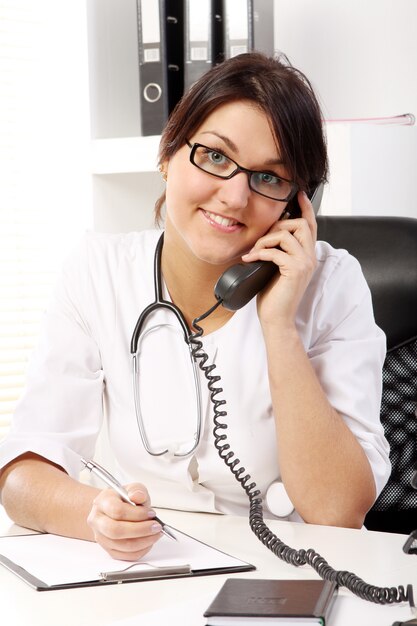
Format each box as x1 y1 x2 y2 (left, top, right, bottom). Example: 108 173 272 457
316 215 417 534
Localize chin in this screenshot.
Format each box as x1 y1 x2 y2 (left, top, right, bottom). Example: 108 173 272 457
194 247 242 268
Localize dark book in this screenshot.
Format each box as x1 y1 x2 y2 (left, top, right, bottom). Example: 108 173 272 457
204 578 338 625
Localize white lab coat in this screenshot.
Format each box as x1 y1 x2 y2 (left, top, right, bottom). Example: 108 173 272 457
0 229 390 520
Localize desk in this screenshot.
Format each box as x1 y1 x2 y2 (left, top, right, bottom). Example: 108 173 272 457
0 505 415 626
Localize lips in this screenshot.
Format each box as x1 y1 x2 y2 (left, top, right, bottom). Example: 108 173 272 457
203 210 241 227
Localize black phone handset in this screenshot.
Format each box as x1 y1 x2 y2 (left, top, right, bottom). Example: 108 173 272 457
214 184 324 311
186 179 413 608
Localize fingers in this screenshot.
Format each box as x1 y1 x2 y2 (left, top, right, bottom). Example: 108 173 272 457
298 190 318 239
94 522 162 561
243 191 317 261
87 484 163 561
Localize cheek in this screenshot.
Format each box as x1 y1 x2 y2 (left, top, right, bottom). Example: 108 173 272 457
165 173 213 215
253 207 284 237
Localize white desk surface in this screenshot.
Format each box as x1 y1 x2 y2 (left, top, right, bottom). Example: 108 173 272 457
0 505 416 626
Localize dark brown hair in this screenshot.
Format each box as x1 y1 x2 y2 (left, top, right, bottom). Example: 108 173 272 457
155 52 328 224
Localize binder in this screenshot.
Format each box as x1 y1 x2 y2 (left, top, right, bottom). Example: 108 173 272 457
137 0 166 135
136 1 184 135
253 0 275 56
164 0 185 114
0 526 254 591
223 0 254 59
184 0 225 91
86 0 142 138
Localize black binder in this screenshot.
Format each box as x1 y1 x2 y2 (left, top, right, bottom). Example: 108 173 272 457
164 0 184 115
184 0 225 91
136 0 184 135
137 0 166 135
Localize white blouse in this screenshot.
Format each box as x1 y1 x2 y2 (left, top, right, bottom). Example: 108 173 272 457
0 229 390 520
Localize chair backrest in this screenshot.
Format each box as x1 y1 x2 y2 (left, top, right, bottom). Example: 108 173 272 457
317 215 417 534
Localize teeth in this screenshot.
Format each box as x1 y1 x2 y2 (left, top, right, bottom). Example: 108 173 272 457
206 211 238 227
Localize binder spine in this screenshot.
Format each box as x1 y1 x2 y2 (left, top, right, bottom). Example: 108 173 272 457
224 0 253 59
184 0 214 91
212 0 225 66
253 0 275 56
164 0 184 113
136 0 167 136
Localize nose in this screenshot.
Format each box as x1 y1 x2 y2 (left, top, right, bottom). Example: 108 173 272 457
217 170 251 209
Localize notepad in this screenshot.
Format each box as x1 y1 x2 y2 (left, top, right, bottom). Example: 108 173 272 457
0 526 254 590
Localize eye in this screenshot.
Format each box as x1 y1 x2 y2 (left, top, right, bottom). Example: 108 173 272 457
207 150 228 166
253 172 281 186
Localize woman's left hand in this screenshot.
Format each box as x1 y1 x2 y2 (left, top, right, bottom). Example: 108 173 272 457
241 191 317 326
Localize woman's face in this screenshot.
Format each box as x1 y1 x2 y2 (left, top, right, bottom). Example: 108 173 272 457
164 100 293 267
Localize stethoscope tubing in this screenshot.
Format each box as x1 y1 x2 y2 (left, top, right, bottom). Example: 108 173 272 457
130 233 203 457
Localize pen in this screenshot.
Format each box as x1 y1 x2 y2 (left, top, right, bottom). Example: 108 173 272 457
81 458 177 541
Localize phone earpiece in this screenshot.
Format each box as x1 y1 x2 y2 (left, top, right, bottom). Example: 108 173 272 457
284 183 324 219
279 210 291 221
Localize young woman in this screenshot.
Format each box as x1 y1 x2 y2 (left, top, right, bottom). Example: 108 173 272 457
0 53 389 561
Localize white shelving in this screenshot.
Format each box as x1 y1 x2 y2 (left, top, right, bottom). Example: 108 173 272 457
91 135 161 174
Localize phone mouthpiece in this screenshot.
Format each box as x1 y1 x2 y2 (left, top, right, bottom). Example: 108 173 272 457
214 261 279 311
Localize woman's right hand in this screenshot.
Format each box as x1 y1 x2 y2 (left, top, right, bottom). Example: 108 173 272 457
87 482 163 560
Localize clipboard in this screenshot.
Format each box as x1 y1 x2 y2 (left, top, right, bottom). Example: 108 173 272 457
0 526 254 591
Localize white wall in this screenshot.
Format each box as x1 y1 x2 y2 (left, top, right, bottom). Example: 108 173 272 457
273 0 417 119
274 0 417 217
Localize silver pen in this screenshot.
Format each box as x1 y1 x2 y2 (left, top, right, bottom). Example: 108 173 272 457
81 458 177 541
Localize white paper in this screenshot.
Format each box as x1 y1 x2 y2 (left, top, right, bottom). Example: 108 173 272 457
0 527 250 587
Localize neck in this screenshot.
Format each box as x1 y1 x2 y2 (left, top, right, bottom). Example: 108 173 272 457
160 233 234 333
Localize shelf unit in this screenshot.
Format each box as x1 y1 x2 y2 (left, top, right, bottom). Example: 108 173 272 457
91 136 160 175
91 135 163 234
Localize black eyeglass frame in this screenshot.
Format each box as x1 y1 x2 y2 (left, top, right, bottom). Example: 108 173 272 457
186 139 299 202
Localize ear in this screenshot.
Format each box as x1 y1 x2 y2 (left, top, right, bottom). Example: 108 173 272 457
158 160 169 182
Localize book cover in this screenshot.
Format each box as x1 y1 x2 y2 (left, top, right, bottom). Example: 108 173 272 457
204 578 338 624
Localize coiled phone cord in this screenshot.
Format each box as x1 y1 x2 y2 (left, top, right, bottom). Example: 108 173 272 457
189 306 413 608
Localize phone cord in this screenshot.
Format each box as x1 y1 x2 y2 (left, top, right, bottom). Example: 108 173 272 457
189 310 413 608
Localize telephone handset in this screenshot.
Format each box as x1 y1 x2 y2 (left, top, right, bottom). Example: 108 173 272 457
214 184 324 311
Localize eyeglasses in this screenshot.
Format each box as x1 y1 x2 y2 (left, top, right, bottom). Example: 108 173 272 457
186 140 298 202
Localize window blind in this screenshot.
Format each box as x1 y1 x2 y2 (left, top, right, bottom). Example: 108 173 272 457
0 1 92 439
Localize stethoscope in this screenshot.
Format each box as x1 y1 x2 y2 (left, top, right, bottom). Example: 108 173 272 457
130 232 203 457
129 232 296 517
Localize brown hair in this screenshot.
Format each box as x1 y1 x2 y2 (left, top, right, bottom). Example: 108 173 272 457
155 52 328 224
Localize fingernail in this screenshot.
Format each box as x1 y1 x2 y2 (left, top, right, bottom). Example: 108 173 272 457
147 509 157 519
151 523 162 534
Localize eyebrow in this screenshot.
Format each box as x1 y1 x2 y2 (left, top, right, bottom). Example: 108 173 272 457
199 130 285 167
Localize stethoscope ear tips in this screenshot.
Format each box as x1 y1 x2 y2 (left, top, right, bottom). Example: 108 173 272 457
265 481 295 518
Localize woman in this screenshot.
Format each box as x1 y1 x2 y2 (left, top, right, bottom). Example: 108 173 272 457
0 53 389 561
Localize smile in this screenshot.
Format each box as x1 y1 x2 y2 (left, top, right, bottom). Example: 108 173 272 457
203 210 240 228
